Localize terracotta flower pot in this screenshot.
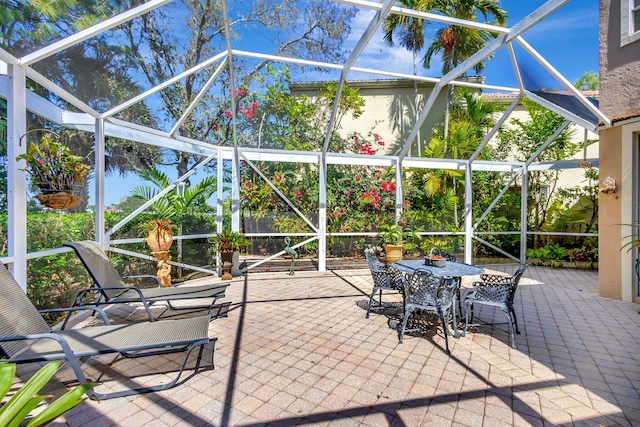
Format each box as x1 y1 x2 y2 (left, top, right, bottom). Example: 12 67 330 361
383 244 403 263
146 230 174 253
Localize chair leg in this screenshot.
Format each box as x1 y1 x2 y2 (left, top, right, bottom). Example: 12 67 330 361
398 306 413 344
502 308 517 349
510 306 520 334
366 287 378 318
438 309 451 355
463 300 472 337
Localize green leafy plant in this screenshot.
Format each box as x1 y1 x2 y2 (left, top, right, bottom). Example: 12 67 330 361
209 230 248 252
621 223 640 252
0 361 97 427
16 132 89 192
378 224 404 245
568 247 595 263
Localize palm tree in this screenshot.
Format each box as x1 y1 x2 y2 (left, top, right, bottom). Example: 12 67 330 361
132 169 221 276
423 0 508 137
423 89 504 225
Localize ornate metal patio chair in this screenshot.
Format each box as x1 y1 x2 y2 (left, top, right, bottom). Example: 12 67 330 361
64 241 229 324
0 262 215 399
463 264 528 349
399 269 458 354
364 252 404 318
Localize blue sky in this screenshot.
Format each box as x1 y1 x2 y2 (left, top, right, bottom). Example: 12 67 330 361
343 0 599 89
101 0 600 207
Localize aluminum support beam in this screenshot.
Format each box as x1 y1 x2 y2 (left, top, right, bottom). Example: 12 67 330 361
95 119 106 248
106 152 217 237
20 0 172 66
104 51 227 118
241 156 318 232
525 120 571 166
233 50 518 93
464 163 473 264
25 67 100 118
520 165 528 263
170 58 228 137
217 148 224 234
473 171 522 231
318 158 327 271
395 160 403 222
6 65 28 289
507 43 525 92
469 95 523 162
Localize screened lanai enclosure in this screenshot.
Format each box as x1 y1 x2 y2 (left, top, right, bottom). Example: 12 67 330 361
0 0 607 296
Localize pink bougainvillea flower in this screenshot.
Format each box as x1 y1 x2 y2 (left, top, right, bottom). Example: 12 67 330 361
334 212 341 219
295 190 303 196
224 110 232 118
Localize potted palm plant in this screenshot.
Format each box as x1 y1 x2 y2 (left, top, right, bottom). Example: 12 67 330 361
16 132 89 210
209 230 248 280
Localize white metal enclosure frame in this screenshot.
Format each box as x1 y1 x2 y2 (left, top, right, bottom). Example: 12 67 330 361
0 0 608 286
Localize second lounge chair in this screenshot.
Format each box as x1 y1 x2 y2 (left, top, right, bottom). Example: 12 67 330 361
64 241 229 322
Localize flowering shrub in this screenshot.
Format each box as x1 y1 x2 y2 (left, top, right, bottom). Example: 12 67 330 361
16 133 89 192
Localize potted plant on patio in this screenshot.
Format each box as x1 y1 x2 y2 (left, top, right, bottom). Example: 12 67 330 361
568 246 595 270
209 230 248 280
378 224 404 263
16 131 89 210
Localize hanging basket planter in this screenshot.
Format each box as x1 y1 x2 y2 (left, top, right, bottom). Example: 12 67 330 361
16 131 89 210
34 187 82 210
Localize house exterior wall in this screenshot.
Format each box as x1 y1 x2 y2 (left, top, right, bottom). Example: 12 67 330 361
599 0 640 302
600 0 640 120
290 79 473 157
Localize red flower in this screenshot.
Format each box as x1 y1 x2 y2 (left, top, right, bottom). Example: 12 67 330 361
213 125 219 131
381 181 395 193
295 190 303 196
355 175 360 180
334 212 341 219
224 110 232 118
439 189 445 195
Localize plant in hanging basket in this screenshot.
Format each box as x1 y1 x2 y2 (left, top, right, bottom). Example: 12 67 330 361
16 132 89 209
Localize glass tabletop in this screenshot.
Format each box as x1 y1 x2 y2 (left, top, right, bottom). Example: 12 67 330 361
391 259 484 277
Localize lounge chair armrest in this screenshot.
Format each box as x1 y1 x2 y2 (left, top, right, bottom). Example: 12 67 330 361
123 274 162 288
0 332 83 361
38 306 110 326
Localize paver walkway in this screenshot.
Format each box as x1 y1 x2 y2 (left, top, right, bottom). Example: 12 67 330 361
11 265 640 426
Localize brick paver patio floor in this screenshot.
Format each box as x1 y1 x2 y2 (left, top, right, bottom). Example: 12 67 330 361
12 265 640 426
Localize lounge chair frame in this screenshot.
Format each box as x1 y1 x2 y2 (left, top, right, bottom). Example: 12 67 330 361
64 241 229 323
0 263 215 400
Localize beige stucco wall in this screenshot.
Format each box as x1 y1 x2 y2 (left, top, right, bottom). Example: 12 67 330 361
598 0 640 301
599 0 640 120
598 126 623 299
290 79 470 157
